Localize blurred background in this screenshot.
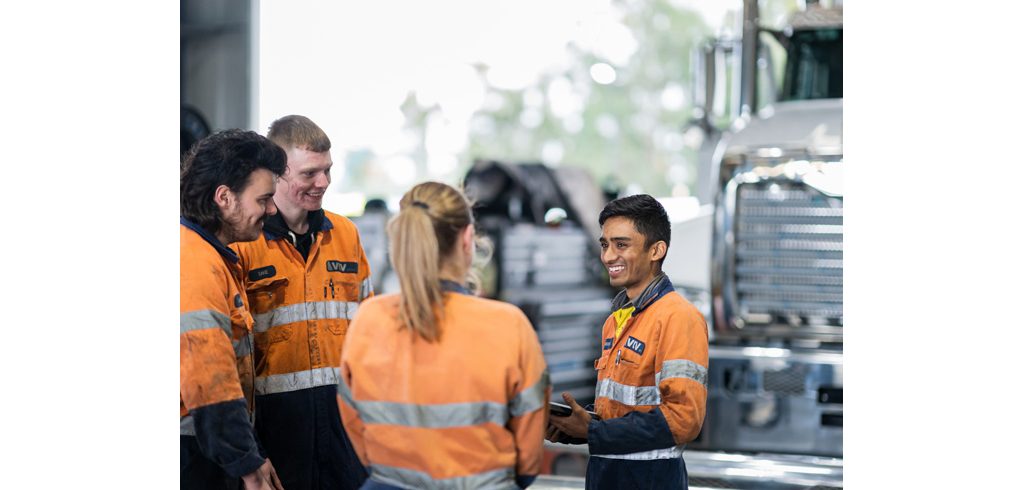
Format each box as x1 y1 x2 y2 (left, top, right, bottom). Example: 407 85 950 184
182 0 807 213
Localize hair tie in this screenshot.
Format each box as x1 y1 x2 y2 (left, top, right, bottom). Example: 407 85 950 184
411 200 429 210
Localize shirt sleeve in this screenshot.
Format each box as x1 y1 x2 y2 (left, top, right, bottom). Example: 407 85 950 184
180 262 263 478
337 303 369 466
354 228 374 302
506 311 550 485
653 305 709 444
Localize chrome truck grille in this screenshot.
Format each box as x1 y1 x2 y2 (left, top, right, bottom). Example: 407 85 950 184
716 173 843 340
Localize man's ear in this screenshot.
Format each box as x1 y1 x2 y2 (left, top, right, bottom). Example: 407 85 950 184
650 240 667 262
214 184 234 212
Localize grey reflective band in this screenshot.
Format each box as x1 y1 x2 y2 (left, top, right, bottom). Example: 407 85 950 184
253 301 359 333
359 277 374 302
592 445 685 460
657 359 708 388
180 309 231 337
255 367 340 395
233 333 253 359
595 378 661 406
509 370 550 417
357 399 508 429
370 464 516 490
180 414 196 436
337 376 355 407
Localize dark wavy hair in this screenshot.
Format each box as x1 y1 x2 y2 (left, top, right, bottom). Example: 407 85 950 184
180 129 287 234
598 194 671 265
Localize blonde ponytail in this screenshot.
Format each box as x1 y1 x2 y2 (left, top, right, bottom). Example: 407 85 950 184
388 182 475 342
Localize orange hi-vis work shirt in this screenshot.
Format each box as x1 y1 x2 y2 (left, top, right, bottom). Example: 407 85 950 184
589 273 709 460
337 286 551 489
232 210 372 395
179 219 263 478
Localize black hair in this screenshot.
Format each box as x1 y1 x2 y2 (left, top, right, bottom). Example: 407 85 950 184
180 129 287 235
598 194 671 264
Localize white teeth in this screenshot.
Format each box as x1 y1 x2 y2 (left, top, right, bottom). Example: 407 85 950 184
609 266 624 273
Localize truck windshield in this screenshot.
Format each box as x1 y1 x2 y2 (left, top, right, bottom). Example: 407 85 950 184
781 28 842 101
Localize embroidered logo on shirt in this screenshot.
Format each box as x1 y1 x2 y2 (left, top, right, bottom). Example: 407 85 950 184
248 265 276 282
625 336 646 355
326 261 358 273
603 337 613 350
233 294 243 308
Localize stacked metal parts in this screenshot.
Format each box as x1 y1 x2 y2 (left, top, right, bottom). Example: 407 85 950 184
464 160 613 406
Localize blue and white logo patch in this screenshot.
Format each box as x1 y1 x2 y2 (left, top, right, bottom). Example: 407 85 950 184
326 260 358 273
233 294 243 308
603 337 613 350
625 336 646 355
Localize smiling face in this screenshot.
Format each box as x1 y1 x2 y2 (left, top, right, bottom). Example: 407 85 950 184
277 146 333 214
599 215 665 301
218 168 278 244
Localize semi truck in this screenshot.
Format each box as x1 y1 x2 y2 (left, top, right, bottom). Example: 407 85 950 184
530 5 844 486
662 0 844 484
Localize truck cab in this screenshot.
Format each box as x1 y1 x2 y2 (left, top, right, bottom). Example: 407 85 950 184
665 0 844 469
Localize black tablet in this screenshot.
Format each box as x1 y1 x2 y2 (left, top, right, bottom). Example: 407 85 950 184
549 402 601 420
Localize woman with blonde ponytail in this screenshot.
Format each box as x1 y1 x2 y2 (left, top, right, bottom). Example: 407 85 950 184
336 182 550 490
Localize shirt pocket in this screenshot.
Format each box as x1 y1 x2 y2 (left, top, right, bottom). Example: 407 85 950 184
246 276 289 314
594 354 609 372
246 277 292 345
324 302 354 336
619 348 644 368
330 274 362 303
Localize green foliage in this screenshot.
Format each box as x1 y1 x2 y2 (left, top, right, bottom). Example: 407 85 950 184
459 0 714 197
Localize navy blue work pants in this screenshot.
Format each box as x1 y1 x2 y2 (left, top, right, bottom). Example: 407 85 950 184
255 384 368 490
180 435 241 490
585 456 688 490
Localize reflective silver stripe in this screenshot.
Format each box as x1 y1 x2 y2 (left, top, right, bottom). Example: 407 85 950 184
370 464 516 490
255 367 340 394
595 378 661 406
657 359 708 388
180 309 231 337
180 415 196 436
232 333 253 359
592 445 685 460
337 376 355 407
357 400 508 429
253 301 359 333
509 369 550 417
359 277 374 302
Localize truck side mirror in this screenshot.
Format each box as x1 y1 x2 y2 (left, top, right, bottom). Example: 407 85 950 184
686 39 739 137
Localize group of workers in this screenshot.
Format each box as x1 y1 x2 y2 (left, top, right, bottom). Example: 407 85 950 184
179 115 709 490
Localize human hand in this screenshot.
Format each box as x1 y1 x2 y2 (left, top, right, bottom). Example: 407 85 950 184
242 459 285 490
547 392 591 440
545 424 568 443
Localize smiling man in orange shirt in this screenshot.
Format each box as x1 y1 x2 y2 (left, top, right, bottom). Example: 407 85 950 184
232 116 372 490
548 194 709 490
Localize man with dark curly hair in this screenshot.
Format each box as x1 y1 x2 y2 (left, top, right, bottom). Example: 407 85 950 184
180 129 287 490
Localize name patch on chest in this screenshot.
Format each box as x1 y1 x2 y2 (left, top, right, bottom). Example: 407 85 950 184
326 261 358 273
248 265 277 282
625 336 646 356
603 337 613 350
